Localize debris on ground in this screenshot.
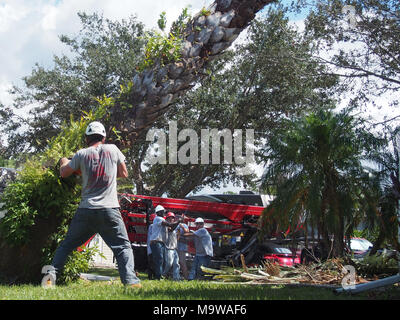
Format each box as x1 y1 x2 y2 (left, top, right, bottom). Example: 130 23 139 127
201 258 371 287
79 273 116 282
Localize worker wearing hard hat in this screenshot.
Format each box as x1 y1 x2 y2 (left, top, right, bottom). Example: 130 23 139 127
146 213 157 280
162 212 181 281
149 205 183 280
184 217 213 280
44 121 141 288
176 216 190 280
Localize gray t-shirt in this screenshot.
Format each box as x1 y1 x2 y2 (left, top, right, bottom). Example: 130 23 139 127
149 216 167 243
177 223 188 252
193 228 213 257
69 144 125 209
165 228 178 250
147 224 153 255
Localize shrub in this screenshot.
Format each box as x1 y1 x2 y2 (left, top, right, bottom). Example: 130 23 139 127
0 109 105 283
353 253 399 278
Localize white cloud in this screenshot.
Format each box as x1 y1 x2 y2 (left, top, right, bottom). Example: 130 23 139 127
41 5 59 31
0 0 214 106
0 76 13 106
289 19 305 32
0 1 28 33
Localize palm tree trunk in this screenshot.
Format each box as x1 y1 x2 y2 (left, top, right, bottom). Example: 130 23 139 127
110 0 277 146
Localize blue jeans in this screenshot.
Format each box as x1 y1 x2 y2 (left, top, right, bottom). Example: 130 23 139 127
51 207 140 285
188 255 211 280
163 249 181 280
150 241 165 280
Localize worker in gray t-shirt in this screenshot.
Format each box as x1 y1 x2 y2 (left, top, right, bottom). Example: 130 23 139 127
149 205 182 280
184 217 213 280
162 212 181 280
42 121 141 288
69 143 124 209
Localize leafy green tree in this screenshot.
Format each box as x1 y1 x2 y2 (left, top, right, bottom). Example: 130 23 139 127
128 8 340 197
1 7 339 198
260 108 386 257
0 12 146 156
0 109 103 284
290 0 400 123
362 127 400 253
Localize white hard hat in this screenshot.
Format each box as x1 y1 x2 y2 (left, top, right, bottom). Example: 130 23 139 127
155 205 165 213
86 121 106 137
195 217 204 224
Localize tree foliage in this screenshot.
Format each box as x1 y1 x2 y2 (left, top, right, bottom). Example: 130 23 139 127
362 126 400 253
0 12 146 156
139 7 192 71
124 8 340 197
0 0 278 284
291 0 400 123
0 108 103 283
259 108 388 257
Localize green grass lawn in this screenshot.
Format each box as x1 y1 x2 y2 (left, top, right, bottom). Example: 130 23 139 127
0 268 399 300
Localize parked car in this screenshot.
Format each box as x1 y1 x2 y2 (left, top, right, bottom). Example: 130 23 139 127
349 237 373 258
300 237 374 263
260 243 300 267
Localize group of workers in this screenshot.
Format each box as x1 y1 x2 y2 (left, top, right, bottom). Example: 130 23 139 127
146 204 213 281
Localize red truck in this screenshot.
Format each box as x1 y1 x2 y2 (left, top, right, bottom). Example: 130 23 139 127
116 193 301 270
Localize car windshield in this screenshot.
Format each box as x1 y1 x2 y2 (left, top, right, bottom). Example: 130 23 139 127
350 239 372 251
273 247 292 254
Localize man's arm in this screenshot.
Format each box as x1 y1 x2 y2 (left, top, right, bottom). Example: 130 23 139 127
179 223 189 234
183 232 195 237
161 219 183 231
183 228 196 237
60 157 76 178
117 162 128 178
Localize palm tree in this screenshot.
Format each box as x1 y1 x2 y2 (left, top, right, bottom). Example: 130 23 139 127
108 0 276 147
363 127 400 254
260 108 386 257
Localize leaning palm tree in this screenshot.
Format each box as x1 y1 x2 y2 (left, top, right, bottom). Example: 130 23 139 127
260 108 386 258
108 0 277 146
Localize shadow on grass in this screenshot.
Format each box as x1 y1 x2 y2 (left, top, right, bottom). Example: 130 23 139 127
88 267 120 278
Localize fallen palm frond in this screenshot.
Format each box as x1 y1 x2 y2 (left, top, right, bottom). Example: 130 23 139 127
201 258 371 287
